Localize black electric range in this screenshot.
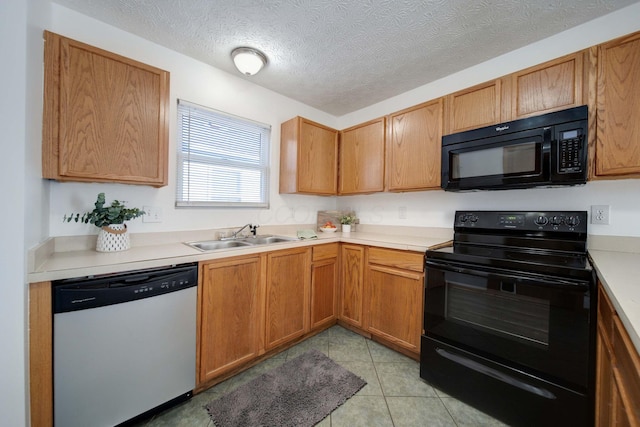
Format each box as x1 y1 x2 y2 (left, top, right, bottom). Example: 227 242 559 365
421 211 596 426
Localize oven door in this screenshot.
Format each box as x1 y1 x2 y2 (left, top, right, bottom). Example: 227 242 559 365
441 127 550 191
424 259 594 389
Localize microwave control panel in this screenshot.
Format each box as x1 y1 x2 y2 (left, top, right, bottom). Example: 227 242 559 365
558 129 584 173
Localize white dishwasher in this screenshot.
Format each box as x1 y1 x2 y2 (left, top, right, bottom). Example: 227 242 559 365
53 263 198 427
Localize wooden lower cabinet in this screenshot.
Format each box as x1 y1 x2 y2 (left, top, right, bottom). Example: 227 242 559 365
366 248 424 354
29 281 54 427
310 243 339 330
198 256 264 384
340 244 366 328
264 248 312 350
596 283 640 427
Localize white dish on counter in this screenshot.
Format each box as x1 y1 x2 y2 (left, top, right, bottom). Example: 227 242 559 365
319 227 337 233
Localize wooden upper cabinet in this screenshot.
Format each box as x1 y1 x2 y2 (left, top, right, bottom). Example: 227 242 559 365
387 99 443 191
444 80 502 134
444 51 588 136
339 117 385 194
42 31 169 187
595 32 640 178
280 117 338 195
507 51 587 120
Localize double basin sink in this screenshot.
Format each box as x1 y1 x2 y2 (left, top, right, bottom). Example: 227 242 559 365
185 235 299 252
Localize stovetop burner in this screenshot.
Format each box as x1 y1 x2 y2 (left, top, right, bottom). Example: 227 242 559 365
426 211 593 281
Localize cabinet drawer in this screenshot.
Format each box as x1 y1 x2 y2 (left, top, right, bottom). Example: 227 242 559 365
313 243 339 261
367 247 424 272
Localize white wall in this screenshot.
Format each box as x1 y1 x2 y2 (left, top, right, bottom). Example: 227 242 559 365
336 2 640 237
1 0 50 424
46 4 640 239
339 180 640 237
0 2 28 424
48 4 340 237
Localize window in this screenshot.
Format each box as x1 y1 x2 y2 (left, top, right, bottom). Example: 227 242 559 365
176 100 270 208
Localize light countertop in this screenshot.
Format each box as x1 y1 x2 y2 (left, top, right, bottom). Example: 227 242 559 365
27 229 451 283
27 228 639 354
588 249 640 354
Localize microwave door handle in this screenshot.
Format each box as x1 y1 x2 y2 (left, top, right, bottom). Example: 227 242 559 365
542 127 552 179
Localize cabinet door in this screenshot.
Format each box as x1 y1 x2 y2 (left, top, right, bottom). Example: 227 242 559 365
311 244 339 330
280 117 338 194
509 51 586 119
199 256 263 384
387 99 443 191
339 118 385 194
265 248 311 350
444 80 502 134
29 282 53 427
596 285 616 426
42 31 169 187
596 321 615 426
368 266 423 352
340 244 365 328
596 32 640 177
612 316 640 425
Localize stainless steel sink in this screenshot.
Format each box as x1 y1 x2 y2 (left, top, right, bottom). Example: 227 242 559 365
242 235 299 245
187 240 254 251
185 235 299 252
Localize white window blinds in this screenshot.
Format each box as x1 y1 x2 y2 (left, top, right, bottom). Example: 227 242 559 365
176 100 270 208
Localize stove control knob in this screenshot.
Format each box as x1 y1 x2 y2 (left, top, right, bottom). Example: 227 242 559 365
469 215 478 223
534 216 548 226
549 216 563 226
566 216 580 227
458 214 468 223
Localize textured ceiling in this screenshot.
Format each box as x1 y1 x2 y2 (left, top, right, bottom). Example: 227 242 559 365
52 0 636 116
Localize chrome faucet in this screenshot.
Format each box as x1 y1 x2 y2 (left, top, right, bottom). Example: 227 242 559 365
221 223 259 240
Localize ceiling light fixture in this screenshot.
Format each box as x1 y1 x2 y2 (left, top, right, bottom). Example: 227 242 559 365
231 47 267 76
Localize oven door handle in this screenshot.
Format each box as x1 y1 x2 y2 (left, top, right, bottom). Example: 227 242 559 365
425 260 590 290
435 347 557 400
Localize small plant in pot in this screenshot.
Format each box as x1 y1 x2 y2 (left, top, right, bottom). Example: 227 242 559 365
339 213 357 232
64 193 145 252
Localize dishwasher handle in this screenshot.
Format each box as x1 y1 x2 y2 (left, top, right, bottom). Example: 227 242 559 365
53 263 198 313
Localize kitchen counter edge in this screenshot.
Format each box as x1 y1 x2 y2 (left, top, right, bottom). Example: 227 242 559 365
589 249 640 356
27 231 450 283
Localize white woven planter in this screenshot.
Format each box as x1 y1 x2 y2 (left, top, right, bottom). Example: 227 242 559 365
96 224 130 252
341 224 351 233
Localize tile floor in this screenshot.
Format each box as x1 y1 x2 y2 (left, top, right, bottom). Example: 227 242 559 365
133 325 507 426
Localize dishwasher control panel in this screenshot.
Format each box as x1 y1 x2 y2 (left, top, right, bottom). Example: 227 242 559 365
52 263 198 313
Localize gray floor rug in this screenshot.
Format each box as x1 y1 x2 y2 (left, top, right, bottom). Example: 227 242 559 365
205 349 367 427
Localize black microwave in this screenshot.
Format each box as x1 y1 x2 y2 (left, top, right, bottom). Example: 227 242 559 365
441 106 588 191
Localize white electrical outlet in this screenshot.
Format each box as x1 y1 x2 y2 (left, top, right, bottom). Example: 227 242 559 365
143 206 163 223
590 205 610 225
399 206 407 219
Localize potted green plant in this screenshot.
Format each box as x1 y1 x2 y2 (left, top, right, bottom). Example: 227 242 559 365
339 213 357 233
64 192 145 252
